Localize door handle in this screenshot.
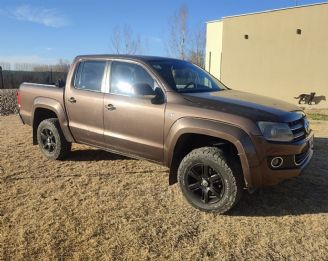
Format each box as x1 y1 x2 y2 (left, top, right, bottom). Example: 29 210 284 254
68 97 76 103
105 104 116 111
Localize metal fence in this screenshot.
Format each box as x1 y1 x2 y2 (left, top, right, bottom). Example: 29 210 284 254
0 68 68 89
0 66 4 89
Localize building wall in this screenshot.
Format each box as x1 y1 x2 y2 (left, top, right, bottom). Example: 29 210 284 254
205 21 223 79
206 3 328 108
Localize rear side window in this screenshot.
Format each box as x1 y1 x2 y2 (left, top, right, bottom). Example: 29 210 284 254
74 61 106 92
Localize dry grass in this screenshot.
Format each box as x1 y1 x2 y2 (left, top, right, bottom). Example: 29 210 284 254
1 115 328 260
307 113 328 121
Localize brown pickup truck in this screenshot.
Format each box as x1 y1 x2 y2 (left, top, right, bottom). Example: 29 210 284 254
18 55 314 213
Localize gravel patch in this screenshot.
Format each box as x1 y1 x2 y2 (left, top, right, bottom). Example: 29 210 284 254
0 89 18 116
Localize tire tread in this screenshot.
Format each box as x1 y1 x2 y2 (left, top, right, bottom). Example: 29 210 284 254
37 118 71 160
178 146 243 214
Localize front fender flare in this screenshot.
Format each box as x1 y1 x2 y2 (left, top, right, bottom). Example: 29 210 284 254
164 118 260 188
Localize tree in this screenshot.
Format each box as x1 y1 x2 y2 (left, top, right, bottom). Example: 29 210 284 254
0 62 11 71
167 5 189 60
110 25 143 55
167 5 206 68
188 25 206 68
33 59 70 73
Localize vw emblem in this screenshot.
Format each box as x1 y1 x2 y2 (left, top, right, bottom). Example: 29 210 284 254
304 118 310 134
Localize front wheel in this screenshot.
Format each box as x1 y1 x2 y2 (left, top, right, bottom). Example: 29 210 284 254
178 147 243 214
37 118 71 160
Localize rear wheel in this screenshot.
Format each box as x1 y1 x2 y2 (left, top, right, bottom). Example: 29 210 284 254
178 147 243 214
37 118 71 160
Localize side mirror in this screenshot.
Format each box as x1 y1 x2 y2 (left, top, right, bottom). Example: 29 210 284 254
151 87 165 104
55 79 66 88
133 83 155 96
133 83 165 104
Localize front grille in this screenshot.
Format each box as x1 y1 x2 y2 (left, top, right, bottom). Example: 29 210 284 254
289 118 307 142
294 143 310 165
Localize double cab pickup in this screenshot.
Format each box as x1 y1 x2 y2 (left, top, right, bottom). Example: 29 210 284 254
18 55 314 213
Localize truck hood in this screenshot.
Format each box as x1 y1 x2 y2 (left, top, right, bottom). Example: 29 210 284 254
182 90 303 122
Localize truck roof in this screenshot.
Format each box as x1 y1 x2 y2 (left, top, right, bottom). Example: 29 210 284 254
75 54 181 63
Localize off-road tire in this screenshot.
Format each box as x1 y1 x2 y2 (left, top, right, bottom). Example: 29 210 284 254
178 147 243 214
37 118 71 160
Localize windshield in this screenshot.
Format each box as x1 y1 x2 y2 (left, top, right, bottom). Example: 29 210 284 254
149 60 228 93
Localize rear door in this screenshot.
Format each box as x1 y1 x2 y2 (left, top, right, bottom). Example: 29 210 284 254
103 60 166 162
65 59 108 147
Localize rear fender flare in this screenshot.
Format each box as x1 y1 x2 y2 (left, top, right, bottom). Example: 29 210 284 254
32 97 74 143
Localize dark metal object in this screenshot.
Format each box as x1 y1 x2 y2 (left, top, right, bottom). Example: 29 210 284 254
187 164 225 204
18 113 25 124
55 79 66 88
40 128 56 153
50 69 53 84
68 97 76 103
0 66 4 89
105 104 116 111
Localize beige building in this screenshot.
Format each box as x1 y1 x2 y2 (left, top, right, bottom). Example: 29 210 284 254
206 2 328 108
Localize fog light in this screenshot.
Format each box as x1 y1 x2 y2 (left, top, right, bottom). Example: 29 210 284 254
271 157 283 168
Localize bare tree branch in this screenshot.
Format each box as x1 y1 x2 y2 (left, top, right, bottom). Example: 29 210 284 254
166 5 205 67
167 5 189 59
110 25 143 55
111 25 122 54
188 25 206 68
32 59 70 72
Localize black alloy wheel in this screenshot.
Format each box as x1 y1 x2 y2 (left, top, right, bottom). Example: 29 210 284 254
186 163 225 204
178 147 243 213
40 128 57 153
37 118 71 160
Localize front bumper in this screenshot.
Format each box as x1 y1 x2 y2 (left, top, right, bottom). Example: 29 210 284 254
248 131 314 187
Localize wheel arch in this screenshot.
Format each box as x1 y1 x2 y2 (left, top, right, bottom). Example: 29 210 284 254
164 118 260 188
32 98 74 145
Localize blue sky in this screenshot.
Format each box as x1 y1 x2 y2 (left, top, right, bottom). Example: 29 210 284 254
0 0 325 64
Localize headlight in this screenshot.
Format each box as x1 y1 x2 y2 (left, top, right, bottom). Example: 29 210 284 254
257 121 293 142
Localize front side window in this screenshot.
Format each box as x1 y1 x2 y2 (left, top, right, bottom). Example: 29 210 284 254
149 60 227 93
110 61 156 96
74 60 106 92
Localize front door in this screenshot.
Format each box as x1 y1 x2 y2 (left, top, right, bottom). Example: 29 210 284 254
103 61 165 162
65 60 107 147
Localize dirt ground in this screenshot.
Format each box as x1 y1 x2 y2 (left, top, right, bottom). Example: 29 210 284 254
1 115 327 260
